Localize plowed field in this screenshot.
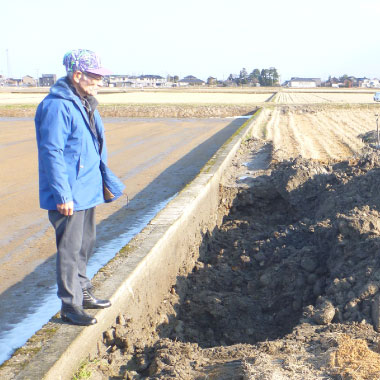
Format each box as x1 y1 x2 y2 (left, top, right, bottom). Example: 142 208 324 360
252 106 377 161
275 91 374 104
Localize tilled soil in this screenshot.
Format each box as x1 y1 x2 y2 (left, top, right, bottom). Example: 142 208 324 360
83 137 380 379
253 106 378 162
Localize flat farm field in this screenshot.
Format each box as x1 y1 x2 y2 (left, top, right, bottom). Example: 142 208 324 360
253 106 378 161
97 91 272 104
0 88 274 117
0 87 377 108
275 90 374 104
0 87 274 105
0 92 46 104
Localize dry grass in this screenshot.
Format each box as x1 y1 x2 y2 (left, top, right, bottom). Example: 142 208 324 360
329 335 380 380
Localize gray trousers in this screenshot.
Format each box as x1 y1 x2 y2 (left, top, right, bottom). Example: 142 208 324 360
48 208 96 306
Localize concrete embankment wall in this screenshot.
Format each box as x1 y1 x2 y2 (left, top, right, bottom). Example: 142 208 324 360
10 109 264 380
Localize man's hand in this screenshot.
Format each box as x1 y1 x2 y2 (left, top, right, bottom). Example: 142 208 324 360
57 201 74 216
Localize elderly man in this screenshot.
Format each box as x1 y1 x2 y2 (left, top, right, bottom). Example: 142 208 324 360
35 49 124 325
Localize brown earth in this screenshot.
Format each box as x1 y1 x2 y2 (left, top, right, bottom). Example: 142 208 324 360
79 106 380 379
0 116 247 316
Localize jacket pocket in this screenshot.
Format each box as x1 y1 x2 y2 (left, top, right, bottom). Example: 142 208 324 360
100 160 125 203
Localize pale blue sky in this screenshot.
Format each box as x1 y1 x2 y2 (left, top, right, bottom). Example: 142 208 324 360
1 0 380 82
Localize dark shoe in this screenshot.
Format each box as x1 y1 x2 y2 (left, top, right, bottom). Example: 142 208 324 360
82 288 111 309
61 304 97 326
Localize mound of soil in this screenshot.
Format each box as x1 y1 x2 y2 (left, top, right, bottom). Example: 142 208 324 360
85 140 380 379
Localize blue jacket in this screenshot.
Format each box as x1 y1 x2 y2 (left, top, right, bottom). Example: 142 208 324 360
35 77 124 211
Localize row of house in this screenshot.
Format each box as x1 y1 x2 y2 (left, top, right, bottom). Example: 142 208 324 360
3 73 380 89
0 74 56 87
284 77 380 88
349 77 380 88
324 76 380 88
105 74 205 88
0 73 205 88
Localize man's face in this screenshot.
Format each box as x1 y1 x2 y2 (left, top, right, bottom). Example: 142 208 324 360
76 71 103 97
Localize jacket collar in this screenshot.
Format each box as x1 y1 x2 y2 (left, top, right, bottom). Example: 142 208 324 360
49 77 101 152
50 77 92 126
50 76 80 102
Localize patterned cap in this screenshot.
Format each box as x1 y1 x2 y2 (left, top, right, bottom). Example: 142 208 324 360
63 49 111 76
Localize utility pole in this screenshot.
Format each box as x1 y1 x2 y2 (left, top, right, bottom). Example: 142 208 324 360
6 49 11 79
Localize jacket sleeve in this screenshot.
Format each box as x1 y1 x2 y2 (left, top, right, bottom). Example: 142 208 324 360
36 100 73 205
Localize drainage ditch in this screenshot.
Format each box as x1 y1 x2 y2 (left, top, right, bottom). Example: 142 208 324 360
78 139 380 379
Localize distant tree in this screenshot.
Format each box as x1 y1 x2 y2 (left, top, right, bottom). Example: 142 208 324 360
248 68 260 83
239 68 248 84
239 68 248 79
173 75 179 83
269 67 279 86
223 67 280 87
260 69 269 86
253 68 261 79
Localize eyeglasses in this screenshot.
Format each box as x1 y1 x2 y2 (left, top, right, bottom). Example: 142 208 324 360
82 72 103 81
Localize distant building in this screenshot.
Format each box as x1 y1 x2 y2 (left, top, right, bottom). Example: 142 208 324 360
370 78 380 88
136 75 166 87
5 78 22 86
357 78 370 87
22 75 36 86
178 75 205 86
39 74 56 87
207 76 217 86
286 77 321 88
105 74 166 88
105 75 132 87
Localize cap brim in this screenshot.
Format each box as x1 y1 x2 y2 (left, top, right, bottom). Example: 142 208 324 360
86 67 112 76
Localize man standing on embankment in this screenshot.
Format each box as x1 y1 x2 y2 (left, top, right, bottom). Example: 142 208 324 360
35 49 124 326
